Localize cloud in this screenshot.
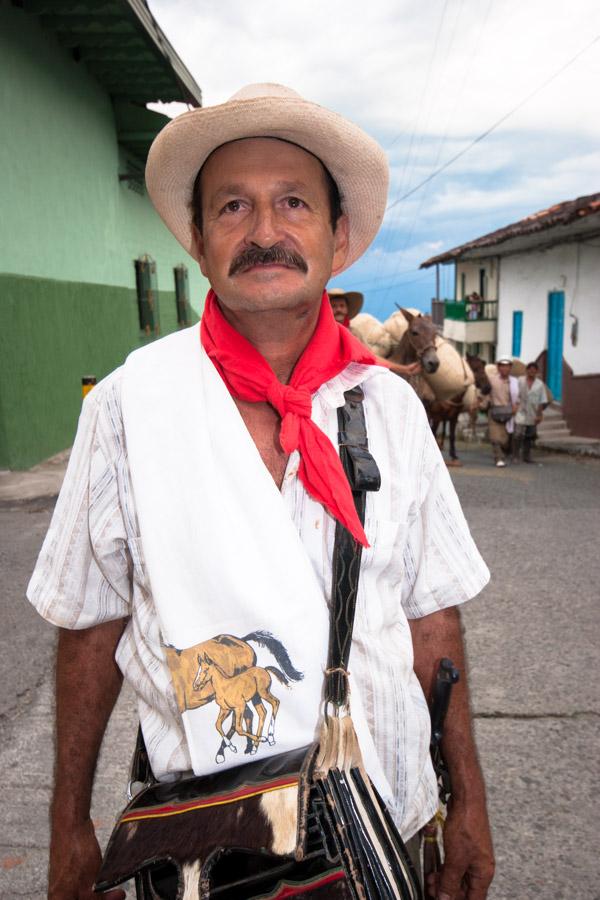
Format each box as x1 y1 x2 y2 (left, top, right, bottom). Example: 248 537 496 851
147 0 600 317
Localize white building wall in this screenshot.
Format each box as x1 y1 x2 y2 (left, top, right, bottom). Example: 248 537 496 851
497 242 600 375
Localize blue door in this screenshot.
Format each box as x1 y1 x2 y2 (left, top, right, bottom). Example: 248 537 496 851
547 291 565 401
512 310 523 358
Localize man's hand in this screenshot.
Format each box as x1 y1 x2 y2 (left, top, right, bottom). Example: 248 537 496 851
387 360 422 377
425 797 495 899
50 621 127 899
48 819 125 900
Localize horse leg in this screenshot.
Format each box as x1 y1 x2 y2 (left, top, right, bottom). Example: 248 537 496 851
261 690 280 746
234 703 264 747
215 707 237 755
244 702 255 755
215 710 237 764
449 413 458 460
250 701 267 754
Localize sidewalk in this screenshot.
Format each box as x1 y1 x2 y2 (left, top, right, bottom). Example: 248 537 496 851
0 449 70 504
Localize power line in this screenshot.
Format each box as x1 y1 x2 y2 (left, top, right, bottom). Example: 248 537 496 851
386 33 600 213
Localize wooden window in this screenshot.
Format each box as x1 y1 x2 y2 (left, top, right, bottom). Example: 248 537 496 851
134 255 160 336
174 264 192 327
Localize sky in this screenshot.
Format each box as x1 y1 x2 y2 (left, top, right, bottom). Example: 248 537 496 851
148 0 600 320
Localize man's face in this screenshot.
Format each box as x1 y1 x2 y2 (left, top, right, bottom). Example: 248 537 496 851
497 362 512 378
194 138 349 315
330 297 349 323
526 365 538 380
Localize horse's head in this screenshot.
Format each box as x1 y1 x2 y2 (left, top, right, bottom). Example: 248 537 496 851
466 354 491 395
400 309 440 374
192 653 214 693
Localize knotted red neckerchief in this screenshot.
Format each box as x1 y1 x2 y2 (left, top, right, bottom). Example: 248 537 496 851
201 289 378 547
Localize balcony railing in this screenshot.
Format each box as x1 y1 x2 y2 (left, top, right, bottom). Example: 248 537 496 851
444 299 498 322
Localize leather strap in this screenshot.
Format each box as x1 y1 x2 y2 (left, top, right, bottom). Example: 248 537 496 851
325 386 381 707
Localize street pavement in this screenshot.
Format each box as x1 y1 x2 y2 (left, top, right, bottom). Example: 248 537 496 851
0 442 598 899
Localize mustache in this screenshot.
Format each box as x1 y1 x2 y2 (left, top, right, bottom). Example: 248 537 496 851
228 244 308 276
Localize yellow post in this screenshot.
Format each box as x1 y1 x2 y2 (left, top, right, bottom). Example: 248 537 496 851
81 376 97 399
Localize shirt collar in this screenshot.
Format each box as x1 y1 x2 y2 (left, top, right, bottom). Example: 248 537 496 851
316 362 387 409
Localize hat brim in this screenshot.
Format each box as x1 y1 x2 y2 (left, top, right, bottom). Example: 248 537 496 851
145 96 389 274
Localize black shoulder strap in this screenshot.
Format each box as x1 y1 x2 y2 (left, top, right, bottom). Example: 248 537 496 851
325 386 381 707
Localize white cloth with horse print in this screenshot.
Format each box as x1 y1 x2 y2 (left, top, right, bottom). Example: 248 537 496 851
119 326 392 804
28 322 490 840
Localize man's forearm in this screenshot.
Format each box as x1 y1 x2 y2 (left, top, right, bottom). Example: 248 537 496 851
53 620 126 826
409 606 482 795
409 606 494 899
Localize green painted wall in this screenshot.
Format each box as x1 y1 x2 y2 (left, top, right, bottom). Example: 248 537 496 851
0 273 199 470
0 5 209 467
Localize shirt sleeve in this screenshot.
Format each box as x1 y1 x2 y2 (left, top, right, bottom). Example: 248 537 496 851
27 371 133 629
401 409 490 619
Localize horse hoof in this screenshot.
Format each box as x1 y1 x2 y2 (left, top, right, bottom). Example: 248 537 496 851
268 736 275 746
229 745 237 753
215 754 225 764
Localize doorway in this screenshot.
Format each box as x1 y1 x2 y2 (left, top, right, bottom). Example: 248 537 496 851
547 291 565 401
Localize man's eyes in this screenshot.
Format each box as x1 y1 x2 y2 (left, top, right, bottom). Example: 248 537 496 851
219 196 307 214
222 199 243 213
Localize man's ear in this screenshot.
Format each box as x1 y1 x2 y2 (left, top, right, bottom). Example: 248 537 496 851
331 214 350 276
191 224 208 277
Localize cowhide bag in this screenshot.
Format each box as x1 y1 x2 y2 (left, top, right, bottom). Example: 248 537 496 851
95 388 422 900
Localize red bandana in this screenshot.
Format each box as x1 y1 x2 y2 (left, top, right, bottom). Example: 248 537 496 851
200 289 377 547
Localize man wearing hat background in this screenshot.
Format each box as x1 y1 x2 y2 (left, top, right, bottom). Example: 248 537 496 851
487 357 520 468
28 84 494 900
328 286 364 326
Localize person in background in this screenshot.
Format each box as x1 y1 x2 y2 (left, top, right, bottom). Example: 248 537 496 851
486 355 519 468
514 361 547 463
328 287 363 326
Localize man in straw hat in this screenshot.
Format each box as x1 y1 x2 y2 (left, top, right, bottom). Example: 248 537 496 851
28 83 494 899
486 355 519 468
328 286 364 326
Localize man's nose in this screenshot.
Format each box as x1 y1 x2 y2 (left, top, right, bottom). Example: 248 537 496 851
245 202 283 248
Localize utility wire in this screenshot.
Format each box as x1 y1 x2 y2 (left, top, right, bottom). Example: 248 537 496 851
386 34 600 213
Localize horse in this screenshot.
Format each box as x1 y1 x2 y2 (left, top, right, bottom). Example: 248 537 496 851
427 355 491 463
164 630 302 711
193 657 289 758
387 308 440 378
165 630 303 762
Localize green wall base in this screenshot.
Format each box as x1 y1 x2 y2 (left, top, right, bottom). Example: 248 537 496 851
0 272 198 469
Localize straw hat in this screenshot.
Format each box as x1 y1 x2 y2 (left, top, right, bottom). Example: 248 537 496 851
327 287 364 319
496 354 513 365
145 83 389 273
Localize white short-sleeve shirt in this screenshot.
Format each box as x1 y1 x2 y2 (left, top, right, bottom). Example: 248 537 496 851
28 361 489 838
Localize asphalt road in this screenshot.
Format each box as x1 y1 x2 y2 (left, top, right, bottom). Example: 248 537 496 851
0 443 599 899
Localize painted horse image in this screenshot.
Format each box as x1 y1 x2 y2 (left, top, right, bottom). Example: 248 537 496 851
164 631 302 763
193 657 290 759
